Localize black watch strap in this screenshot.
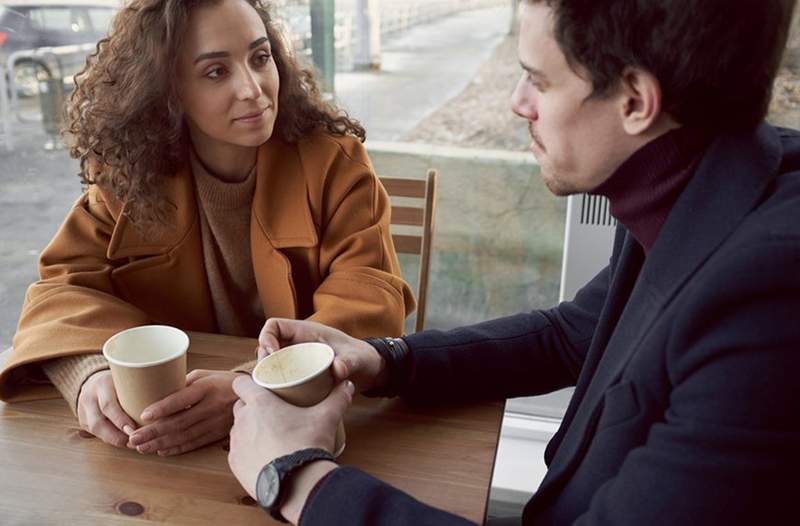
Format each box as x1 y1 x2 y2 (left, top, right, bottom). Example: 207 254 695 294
256 447 335 523
362 337 412 398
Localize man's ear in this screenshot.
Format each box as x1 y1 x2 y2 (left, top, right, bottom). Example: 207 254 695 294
618 67 663 136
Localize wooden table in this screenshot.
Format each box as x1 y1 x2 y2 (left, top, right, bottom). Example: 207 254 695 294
0 332 504 525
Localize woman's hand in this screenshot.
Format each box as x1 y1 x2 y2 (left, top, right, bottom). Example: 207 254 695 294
77 370 139 448
127 369 244 456
257 318 388 393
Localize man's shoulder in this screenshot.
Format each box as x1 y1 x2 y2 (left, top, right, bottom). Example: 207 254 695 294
753 127 800 240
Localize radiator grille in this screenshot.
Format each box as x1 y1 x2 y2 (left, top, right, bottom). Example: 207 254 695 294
579 194 617 226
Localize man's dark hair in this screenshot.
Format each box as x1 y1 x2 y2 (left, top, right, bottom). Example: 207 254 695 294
528 0 796 131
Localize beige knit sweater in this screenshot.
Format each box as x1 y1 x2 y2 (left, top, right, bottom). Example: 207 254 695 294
41 153 264 414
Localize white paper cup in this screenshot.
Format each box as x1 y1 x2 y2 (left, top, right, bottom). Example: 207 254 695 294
102 325 189 426
252 342 346 456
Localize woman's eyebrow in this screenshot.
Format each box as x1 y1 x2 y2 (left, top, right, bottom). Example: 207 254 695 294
194 37 270 64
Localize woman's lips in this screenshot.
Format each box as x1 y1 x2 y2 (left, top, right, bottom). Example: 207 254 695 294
234 108 267 123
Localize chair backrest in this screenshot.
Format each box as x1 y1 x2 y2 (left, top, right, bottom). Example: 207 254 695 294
379 169 438 332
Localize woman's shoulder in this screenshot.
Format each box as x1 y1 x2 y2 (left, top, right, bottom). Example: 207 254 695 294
295 130 371 171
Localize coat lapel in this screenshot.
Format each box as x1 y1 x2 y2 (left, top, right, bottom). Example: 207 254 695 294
104 166 217 331
534 124 783 499
250 137 319 320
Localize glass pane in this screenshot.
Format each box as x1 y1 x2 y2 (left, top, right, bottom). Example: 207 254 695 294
31 8 72 32
769 9 800 128
87 8 115 36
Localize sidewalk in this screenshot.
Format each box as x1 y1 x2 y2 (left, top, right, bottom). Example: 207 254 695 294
0 6 513 349
336 6 511 140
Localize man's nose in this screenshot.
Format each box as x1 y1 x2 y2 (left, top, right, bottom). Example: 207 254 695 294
511 75 537 121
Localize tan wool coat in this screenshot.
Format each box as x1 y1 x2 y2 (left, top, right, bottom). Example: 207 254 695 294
0 132 415 402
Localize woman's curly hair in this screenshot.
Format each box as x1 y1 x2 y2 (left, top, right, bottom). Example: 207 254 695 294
67 0 365 229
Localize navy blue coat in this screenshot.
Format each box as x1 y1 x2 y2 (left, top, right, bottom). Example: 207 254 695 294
301 124 800 525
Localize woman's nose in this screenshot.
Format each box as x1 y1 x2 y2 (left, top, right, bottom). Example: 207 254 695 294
236 66 263 100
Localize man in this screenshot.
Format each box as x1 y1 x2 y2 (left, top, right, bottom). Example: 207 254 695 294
227 0 800 524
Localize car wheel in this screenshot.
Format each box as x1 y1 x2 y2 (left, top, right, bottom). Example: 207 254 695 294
12 60 51 98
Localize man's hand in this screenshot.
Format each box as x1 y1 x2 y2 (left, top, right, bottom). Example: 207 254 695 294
77 370 139 448
127 369 242 456
258 318 388 393
228 375 353 523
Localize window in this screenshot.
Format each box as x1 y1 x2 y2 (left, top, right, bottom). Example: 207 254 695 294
29 8 72 32
87 7 114 36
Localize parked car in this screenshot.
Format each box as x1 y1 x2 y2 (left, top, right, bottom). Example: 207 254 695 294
0 0 117 96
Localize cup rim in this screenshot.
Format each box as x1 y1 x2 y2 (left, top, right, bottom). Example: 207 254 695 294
252 342 334 390
102 325 189 368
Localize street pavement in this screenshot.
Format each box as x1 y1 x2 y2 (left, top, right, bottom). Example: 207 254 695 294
0 5 512 349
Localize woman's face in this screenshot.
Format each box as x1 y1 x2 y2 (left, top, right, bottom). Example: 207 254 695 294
176 0 279 151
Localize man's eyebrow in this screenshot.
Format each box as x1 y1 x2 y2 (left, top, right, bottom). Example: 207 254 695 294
194 37 270 64
519 60 548 80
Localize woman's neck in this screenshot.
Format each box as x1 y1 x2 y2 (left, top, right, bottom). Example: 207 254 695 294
190 133 258 183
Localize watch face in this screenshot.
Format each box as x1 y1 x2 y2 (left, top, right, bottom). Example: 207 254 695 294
256 463 281 510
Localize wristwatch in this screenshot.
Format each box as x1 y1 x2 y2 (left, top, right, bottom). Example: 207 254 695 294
255 448 335 523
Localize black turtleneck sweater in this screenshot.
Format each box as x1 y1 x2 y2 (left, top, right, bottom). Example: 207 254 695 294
593 127 712 252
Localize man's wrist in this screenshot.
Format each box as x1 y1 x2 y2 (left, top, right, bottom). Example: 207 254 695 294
362 337 412 398
279 460 338 524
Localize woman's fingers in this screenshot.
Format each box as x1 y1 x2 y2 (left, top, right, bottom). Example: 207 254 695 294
84 410 130 449
129 402 208 447
96 385 138 436
138 412 228 455
140 383 205 422
156 420 230 457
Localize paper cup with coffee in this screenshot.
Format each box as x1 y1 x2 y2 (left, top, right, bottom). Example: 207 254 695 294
102 325 189 426
252 342 346 456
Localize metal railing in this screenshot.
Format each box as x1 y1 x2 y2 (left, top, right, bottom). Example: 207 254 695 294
2 43 95 150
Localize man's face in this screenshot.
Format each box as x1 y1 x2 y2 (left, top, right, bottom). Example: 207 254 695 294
511 2 632 196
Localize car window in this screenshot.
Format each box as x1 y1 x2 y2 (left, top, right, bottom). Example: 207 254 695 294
29 7 70 32
29 7 91 34
87 7 114 36
0 6 30 33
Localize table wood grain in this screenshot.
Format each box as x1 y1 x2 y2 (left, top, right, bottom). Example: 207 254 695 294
0 332 504 525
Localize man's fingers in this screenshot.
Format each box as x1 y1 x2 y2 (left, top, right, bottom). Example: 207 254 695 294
233 399 245 417
232 375 270 403
332 357 350 383
257 318 335 355
257 318 289 355
140 384 205 422
315 380 354 423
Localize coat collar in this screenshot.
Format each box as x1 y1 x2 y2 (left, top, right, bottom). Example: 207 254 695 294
106 136 318 260
533 123 784 502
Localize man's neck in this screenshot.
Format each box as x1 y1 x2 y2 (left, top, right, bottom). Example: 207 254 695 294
593 126 712 252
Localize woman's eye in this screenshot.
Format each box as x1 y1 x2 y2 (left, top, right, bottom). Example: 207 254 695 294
206 66 226 80
254 52 272 66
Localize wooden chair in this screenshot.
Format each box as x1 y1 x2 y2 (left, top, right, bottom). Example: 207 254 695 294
379 169 438 332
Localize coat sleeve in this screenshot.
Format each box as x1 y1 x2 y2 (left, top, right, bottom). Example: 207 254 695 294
398 263 609 406
300 467 477 526
571 239 800 525
0 185 151 402
304 136 415 338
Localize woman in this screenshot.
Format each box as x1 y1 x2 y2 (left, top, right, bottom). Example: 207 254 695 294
0 0 413 456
